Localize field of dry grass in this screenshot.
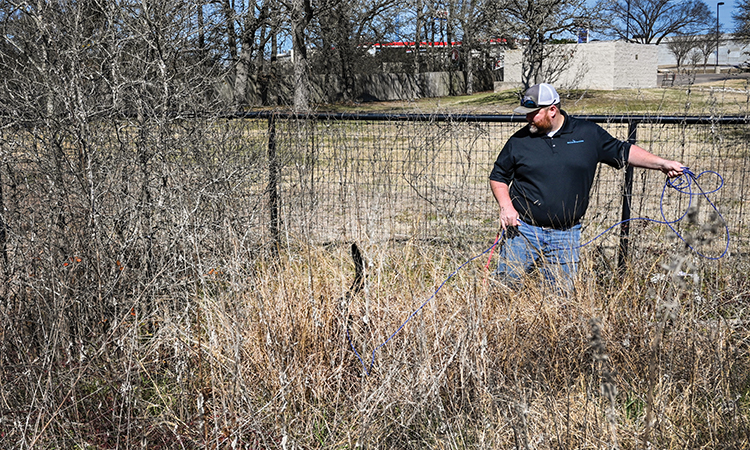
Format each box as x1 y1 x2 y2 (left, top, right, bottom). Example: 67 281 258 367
9 236 744 449
1 91 748 449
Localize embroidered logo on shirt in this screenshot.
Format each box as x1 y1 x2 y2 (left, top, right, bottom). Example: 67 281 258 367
567 139 584 144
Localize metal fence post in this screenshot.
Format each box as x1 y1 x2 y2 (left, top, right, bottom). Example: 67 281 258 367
618 120 638 270
268 114 280 254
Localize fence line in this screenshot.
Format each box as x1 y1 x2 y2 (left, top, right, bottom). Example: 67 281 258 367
0 112 746 307
242 112 749 264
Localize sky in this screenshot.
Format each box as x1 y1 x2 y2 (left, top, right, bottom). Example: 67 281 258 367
718 0 738 32
582 0 740 41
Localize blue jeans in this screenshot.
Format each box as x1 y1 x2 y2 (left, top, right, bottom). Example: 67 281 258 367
494 220 581 293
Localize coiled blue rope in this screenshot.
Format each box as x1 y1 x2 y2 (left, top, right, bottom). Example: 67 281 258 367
575 168 729 259
347 168 729 375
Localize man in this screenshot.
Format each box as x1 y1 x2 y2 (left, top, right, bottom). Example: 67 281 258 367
489 83 684 292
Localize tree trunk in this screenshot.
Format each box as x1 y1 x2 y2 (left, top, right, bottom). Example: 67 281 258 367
267 27 279 106
197 1 205 57
222 0 238 63
292 0 312 112
466 43 474 95
413 0 423 98
234 40 253 108
522 32 544 88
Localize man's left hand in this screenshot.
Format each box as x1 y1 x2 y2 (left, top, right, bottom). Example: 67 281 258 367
661 160 685 178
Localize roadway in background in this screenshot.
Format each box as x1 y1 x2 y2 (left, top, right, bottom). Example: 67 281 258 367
658 69 750 87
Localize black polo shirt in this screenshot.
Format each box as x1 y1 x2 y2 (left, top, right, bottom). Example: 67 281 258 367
489 110 630 229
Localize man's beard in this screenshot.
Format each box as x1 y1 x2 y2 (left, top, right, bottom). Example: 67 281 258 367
529 115 552 135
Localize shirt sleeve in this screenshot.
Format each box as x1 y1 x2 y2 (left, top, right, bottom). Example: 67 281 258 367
489 140 514 184
597 125 631 169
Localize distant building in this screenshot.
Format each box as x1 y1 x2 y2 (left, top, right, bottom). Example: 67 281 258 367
501 41 658 90
657 34 750 69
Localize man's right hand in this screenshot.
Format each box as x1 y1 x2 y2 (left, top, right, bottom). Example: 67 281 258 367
500 205 519 230
491 180 520 230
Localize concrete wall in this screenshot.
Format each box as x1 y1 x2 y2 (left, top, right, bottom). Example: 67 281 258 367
611 42 658 88
247 70 500 105
502 41 658 90
502 50 524 90
352 72 421 101
348 70 498 102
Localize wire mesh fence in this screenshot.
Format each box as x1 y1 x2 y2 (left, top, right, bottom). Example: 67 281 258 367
243 112 748 263
1 112 746 296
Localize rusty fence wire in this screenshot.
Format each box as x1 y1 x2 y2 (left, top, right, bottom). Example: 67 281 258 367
242 112 749 264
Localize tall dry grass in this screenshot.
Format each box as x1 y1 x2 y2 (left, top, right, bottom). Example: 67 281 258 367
3 216 747 449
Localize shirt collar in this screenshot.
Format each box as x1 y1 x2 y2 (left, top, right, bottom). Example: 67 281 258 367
556 110 572 135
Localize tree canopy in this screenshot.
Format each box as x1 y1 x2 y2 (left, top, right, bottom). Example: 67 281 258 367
0 0 728 112
733 0 750 41
605 0 714 44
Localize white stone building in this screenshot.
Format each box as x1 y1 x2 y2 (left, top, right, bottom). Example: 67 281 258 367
501 41 658 90
499 35 750 91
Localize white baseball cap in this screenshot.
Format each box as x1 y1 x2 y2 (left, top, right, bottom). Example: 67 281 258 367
513 83 560 114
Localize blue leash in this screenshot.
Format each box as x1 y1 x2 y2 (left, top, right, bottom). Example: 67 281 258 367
347 168 729 375
346 242 498 376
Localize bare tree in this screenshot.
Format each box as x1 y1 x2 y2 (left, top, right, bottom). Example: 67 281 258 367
732 0 750 42
688 48 703 69
453 0 501 94
315 0 402 101
259 0 287 106
0 1 269 445
498 0 595 88
289 0 314 111
233 2 272 108
605 0 713 44
221 0 239 63
696 30 723 72
414 0 425 79
667 33 699 71
214 0 277 107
